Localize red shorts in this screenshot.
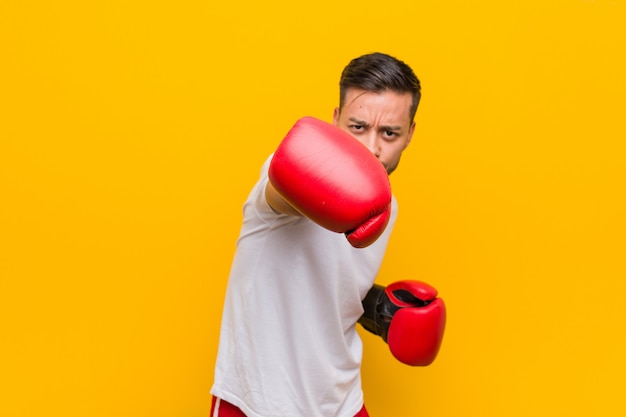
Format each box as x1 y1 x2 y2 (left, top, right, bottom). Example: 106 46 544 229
211 396 370 417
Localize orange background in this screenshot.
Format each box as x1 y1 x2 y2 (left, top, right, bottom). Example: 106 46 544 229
2 1 625 416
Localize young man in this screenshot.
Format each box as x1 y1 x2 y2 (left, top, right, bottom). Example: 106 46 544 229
211 53 445 417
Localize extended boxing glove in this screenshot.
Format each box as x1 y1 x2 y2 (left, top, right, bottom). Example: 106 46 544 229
268 117 392 248
359 280 446 366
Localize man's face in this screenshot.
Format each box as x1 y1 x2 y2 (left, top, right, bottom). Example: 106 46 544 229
333 88 415 175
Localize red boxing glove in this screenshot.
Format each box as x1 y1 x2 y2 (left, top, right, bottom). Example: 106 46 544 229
359 280 446 366
268 117 392 248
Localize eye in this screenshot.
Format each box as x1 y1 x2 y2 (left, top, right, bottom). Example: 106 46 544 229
349 124 364 132
383 130 398 139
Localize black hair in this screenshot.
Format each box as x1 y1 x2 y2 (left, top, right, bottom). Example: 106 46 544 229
339 52 421 121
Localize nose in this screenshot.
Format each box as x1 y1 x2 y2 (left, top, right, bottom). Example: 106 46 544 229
362 132 381 158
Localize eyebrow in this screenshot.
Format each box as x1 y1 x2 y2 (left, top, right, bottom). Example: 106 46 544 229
348 117 403 131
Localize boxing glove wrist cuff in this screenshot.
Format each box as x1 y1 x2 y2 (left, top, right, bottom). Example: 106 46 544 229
359 283 432 342
358 284 386 338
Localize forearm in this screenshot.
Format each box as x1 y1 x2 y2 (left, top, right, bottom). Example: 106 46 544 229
265 180 303 217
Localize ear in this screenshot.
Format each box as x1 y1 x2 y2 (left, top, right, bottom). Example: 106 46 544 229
333 107 340 125
404 121 416 149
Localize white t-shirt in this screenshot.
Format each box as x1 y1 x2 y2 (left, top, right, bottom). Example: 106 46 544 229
211 156 398 417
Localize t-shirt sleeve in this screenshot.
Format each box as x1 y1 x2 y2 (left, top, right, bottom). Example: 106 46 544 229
246 154 303 227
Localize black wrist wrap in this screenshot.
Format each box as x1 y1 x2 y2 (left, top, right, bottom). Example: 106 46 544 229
358 283 431 343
